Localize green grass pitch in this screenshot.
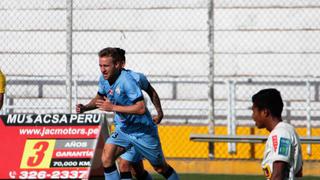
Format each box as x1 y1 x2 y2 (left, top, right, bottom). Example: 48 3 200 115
151 173 320 180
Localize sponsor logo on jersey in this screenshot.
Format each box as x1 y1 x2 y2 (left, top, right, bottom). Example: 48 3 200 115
279 137 290 156
115 87 121 95
272 135 278 152
108 89 113 95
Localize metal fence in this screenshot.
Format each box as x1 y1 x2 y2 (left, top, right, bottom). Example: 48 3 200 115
0 0 210 117
1 0 320 159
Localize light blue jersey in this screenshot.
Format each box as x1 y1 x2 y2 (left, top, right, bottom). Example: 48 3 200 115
98 69 165 166
98 69 154 133
126 69 150 91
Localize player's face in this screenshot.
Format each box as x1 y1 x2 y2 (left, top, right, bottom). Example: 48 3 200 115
99 56 121 80
251 103 266 129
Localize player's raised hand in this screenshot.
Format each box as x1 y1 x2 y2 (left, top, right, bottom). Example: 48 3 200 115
76 104 85 113
96 97 113 112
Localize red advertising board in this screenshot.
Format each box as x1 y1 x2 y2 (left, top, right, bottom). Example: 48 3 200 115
0 114 109 179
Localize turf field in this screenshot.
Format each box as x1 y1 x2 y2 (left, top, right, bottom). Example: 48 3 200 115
151 174 320 180
92 174 320 179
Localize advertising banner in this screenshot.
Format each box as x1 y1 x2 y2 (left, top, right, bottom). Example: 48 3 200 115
0 114 109 179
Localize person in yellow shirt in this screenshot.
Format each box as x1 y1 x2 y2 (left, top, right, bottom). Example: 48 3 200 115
0 70 6 110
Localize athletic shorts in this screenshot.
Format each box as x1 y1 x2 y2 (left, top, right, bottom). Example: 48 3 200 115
106 127 165 166
120 146 142 163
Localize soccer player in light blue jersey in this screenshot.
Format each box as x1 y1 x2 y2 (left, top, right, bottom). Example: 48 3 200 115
76 48 163 179
76 47 178 180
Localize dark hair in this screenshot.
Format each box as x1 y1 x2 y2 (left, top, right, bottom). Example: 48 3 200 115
98 47 126 64
116 48 126 63
252 88 283 118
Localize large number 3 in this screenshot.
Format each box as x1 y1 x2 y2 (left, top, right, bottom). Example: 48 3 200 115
27 141 49 167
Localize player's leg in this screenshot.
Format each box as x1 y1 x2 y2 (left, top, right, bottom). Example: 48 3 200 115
119 146 152 180
102 143 125 179
102 131 130 180
131 160 152 180
118 158 152 180
130 127 179 180
152 161 178 180
117 157 133 180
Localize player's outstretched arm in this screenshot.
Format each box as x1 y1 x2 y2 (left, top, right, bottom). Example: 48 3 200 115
76 94 104 113
271 161 289 180
145 84 163 124
96 98 146 115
